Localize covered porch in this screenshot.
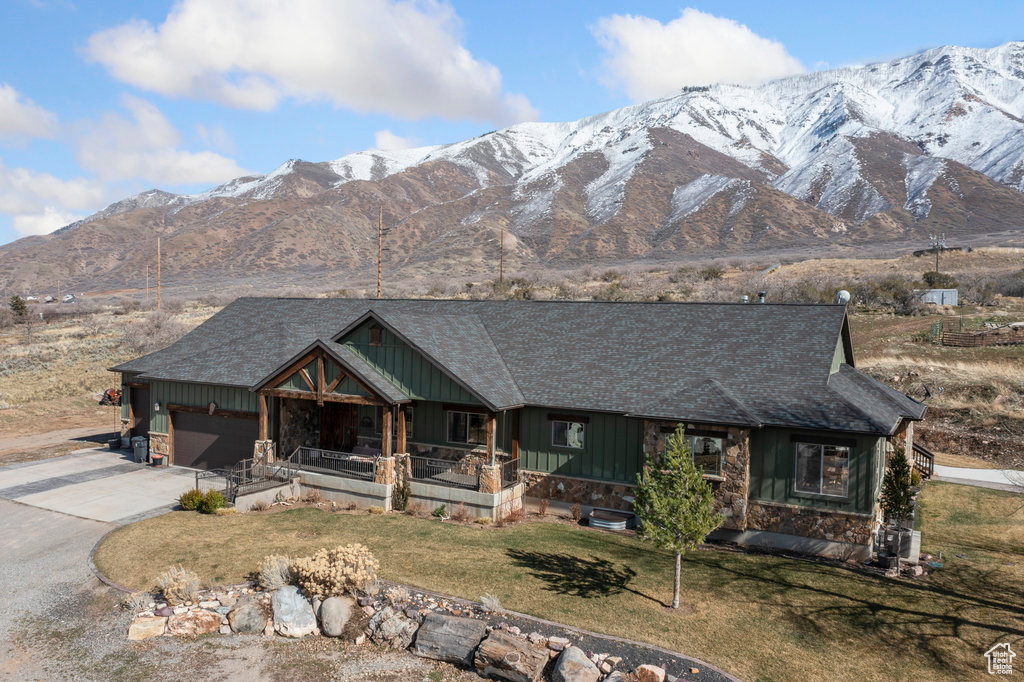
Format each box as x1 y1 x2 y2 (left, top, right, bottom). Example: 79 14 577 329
248 339 522 514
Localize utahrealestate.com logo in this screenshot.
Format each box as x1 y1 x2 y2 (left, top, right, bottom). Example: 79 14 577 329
985 643 1016 675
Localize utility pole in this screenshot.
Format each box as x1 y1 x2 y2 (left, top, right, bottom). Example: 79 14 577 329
499 227 504 284
145 264 150 305
57 280 60 306
377 206 383 299
928 232 946 273
157 237 162 312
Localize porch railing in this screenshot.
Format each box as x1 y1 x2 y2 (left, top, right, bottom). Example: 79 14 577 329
194 456 296 502
911 442 935 479
409 455 480 490
501 457 520 488
289 446 378 481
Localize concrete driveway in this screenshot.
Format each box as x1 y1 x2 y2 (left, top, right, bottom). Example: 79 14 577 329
0 447 196 523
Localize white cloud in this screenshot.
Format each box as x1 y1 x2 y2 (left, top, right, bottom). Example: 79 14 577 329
75 95 248 185
84 0 537 125
0 83 57 140
374 129 418 151
592 8 805 101
12 206 82 236
0 158 104 236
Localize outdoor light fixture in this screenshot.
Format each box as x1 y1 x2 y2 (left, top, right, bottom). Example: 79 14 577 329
153 402 161 412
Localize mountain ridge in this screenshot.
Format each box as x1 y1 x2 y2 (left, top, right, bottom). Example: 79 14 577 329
4 41 1024 292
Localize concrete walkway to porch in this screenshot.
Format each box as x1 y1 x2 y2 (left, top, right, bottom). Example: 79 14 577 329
0 447 195 524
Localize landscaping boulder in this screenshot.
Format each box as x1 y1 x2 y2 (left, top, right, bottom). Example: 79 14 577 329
366 606 418 649
272 586 317 638
474 629 549 682
635 664 667 682
552 646 600 682
412 613 488 665
228 601 267 634
127 616 167 641
167 610 222 637
320 596 355 637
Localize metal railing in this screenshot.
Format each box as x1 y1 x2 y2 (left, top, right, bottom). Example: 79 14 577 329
912 442 935 479
500 457 520 488
194 456 296 501
409 455 480 490
289 446 378 481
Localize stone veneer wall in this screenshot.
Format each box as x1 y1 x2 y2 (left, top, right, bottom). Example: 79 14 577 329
278 398 319 456
746 501 875 546
149 432 169 458
520 471 635 510
642 421 751 531
119 418 131 438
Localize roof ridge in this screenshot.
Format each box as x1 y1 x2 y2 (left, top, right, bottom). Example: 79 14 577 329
704 378 762 426
235 296 848 308
474 314 526 406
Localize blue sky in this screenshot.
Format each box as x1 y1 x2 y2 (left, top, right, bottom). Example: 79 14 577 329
0 0 1021 246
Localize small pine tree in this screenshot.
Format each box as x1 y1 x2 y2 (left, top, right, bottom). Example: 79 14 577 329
880 444 915 572
633 426 723 609
9 295 27 320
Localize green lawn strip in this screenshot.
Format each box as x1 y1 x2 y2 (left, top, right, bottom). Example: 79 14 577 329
95 483 1024 681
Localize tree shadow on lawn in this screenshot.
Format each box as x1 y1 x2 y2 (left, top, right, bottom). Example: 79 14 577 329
505 549 663 605
688 552 1024 673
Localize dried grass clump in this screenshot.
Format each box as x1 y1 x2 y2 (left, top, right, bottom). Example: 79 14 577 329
452 502 471 522
480 593 502 613
249 500 269 512
570 502 583 522
301 489 323 505
157 565 201 605
537 498 549 517
290 544 379 600
257 555 293 590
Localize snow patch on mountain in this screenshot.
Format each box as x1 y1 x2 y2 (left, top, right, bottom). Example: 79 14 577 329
668 175 743 224
904 154 947 219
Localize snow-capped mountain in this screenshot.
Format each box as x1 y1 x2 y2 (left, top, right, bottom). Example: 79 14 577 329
5 42 1024 291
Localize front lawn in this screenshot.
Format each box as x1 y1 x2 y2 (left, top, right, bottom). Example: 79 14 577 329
95 482 1023 681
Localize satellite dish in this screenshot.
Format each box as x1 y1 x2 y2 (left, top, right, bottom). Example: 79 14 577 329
836 290 851 305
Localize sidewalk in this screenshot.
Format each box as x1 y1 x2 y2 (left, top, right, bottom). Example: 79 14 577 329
933 464 1022 492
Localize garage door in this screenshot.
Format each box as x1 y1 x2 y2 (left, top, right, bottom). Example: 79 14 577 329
171 411 257 470
130 386 150 438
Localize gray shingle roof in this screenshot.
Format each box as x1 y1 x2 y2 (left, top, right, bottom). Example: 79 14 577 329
112 297 925 435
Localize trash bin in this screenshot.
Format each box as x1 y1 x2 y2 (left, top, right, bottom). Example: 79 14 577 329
131 436 148 463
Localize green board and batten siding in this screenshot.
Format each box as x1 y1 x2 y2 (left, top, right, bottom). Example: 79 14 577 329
146 380 261 433
518 407 643 484
340 321 480 405
749 428 885 515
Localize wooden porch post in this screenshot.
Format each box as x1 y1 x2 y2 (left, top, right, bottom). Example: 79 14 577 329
511 408 519 460
382 407 393 458
258 392 268 440
396 406 407 453
486 412 496 465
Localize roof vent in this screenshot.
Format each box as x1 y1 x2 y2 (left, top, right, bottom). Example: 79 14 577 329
757 291 766 304
836 289 851 305
369 324 382 347
741 295 749 304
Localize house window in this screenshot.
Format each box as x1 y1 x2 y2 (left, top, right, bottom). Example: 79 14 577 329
447 411 487 445
794 443 850 496
551 420 585 449
369 325 383 347
689 435 724 476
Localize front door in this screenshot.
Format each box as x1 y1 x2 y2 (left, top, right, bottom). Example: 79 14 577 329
320 403 358 452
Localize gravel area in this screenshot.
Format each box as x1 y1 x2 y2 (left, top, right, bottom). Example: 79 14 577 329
0 499 479 681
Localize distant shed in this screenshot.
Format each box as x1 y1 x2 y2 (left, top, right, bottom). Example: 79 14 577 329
915 288 958 305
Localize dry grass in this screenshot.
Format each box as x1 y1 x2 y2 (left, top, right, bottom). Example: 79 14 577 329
0 303 214 437
95 483 1023 681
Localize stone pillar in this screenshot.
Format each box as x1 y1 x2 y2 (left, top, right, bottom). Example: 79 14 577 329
254 439 276 465
394 453 411 483
479 463 502 494
149 432 170 460
375 456 396 485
